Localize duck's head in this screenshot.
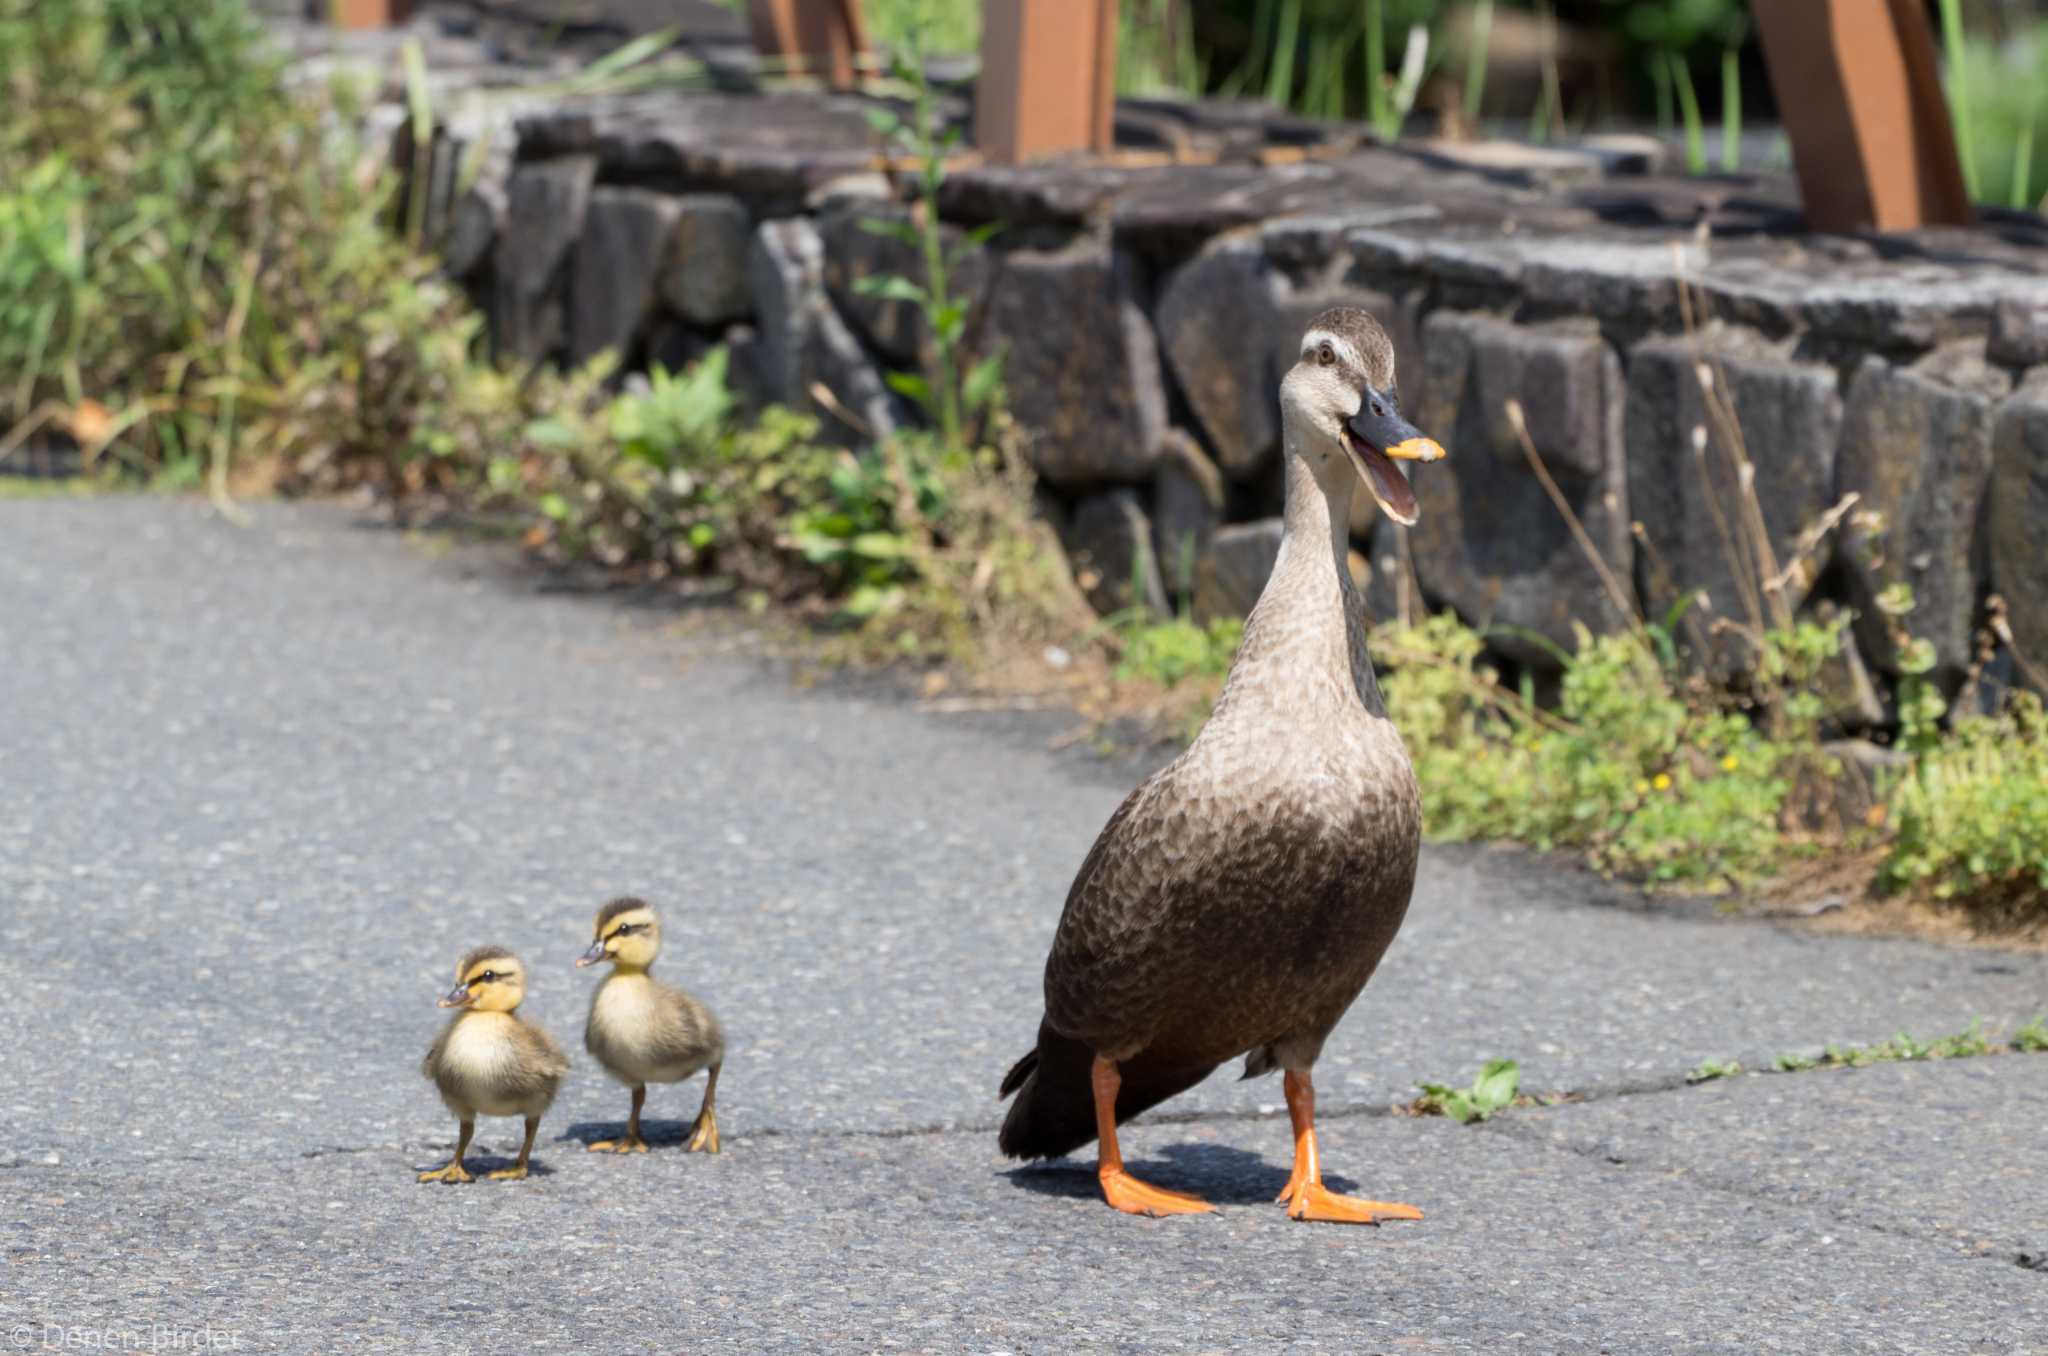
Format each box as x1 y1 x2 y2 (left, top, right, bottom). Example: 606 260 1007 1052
1280 306 1445 526
439 947 526 1012
577 896 660 970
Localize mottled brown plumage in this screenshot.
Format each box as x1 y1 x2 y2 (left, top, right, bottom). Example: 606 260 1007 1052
999 308 1440 1223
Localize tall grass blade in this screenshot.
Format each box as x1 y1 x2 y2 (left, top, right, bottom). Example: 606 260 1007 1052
1720 44 1740 171
1365 0 1387 136
401 38 433 246
1463 0 1492 127
1670 50 1706 174
1937 0 1979 199
1265 0 1302 110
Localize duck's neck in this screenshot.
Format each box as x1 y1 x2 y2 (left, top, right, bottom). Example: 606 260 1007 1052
608 961 653 979
1212 438 1384 721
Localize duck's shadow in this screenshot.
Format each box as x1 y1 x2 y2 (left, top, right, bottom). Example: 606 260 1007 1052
557 1118 703 1151
1004 1141 1355 1206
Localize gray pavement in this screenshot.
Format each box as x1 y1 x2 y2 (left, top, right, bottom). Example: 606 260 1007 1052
2 497 2045 1354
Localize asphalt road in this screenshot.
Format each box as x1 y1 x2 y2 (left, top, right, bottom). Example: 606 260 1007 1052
3 497 2045 1354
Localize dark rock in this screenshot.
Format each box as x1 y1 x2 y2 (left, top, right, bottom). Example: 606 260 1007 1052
492 155 597 361
1409 313 1632 666
1989 373 2048 683
1520 238 1696 326
1837 345 2010 683
1150 429 1225 603
1806 599 1888 730
818 202 994 369
658 194 753 327
1193 518 1284 622
1989 298 2048 369
937 162 1130 228
1065 490 1168 619
1155 240 1288 480
973 238 1167 490
445 178 507 281
1623 330 1842 676
744 217 899 443
1822 738 1912 830
746 217 827 406
1361 527 1427 628
1402 138 1625 189
569 187 682 365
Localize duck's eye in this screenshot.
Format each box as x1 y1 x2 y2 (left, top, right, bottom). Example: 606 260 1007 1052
477 971 495 983
1317 344 1335 367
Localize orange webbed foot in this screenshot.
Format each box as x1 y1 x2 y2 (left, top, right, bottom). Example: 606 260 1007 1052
1284 1183 1423 1225
1099 1167 1216 1218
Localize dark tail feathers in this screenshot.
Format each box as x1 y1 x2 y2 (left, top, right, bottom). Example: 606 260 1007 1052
997 1018 1215 1161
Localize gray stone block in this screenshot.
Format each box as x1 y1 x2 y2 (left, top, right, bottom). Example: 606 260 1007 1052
1837 345 2010 683
1989 373 2048 687
746 217 827 407
1193 518 1284 622
569 187 683 365
1156 239 1286 481
974 239 1167 491
1065 490 1168 619
1989 298 2048 369
1150 428 1225 603
1409 313 1632 666
492 155 597 362
445 179 506 281
659 194 753 327
1624 330 1842 676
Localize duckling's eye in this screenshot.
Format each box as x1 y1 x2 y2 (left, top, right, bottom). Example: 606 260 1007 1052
477 971 496 983
1317 343 1335 367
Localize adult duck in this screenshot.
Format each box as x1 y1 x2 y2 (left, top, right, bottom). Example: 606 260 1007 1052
999 306 1444 1223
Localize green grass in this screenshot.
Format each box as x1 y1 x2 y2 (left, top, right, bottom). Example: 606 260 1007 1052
1412 1058 1521 1124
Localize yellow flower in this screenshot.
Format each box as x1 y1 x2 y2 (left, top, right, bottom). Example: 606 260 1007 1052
1634 779 1650 795
1652 773 1673 791
1720 754 1740 771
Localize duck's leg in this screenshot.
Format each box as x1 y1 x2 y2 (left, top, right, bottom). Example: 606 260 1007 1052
488 1117 542 1180
417 1120 475 1183
589 1087 649 1153
1092 1057 1213 1217
686 1062 721 1154
1277 1070 1422 1225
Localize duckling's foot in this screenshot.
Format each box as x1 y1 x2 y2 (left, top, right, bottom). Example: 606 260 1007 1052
417 1163 473 1184
686 1110 719 1155
486 1164 530 1181
1284 1183 1423 1225
587 1136 649 1154
1099 1167 1215 1218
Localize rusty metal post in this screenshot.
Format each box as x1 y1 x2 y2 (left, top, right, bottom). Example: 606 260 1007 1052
1753 0 1972 232
331 0 412 27
976 0 1118 164
747 0 871 89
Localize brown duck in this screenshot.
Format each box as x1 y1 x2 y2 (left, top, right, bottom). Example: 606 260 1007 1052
999 307 1444 1223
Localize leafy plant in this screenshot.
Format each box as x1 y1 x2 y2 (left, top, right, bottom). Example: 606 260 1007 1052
1414 1058 1521 1124
1687 1058 1742 1083
858 14 1003 456
2013 1019 2048 1054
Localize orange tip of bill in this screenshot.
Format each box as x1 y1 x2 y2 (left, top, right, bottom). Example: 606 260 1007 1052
1386 437 1446 463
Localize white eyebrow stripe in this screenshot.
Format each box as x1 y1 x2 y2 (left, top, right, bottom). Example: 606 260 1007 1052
1299 328 1363 371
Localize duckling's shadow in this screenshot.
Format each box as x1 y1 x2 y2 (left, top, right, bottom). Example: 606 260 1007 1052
414 1152 559 1180
558 1118 701 1151
1004 1142 1355 1206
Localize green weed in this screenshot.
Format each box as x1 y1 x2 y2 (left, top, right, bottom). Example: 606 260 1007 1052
1413 1058 1521 1124
1687 1058 1742 1083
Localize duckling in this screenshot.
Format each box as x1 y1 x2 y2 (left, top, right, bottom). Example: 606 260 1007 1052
576 897 724 1154
418 947 570 1183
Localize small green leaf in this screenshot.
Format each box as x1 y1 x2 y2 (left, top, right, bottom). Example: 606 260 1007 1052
864 107 904 136
858 217 923 247
963 352 1004 413
854 275 928 304
537 493 570 522
884 370 932 403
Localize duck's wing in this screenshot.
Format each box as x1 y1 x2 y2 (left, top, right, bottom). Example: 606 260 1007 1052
513 1017 573 1086
650 981 725 1066
421 1018 454 1081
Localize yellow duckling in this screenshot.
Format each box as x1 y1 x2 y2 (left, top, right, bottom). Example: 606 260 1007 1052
576 897 725 1154
418 947 570 1183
